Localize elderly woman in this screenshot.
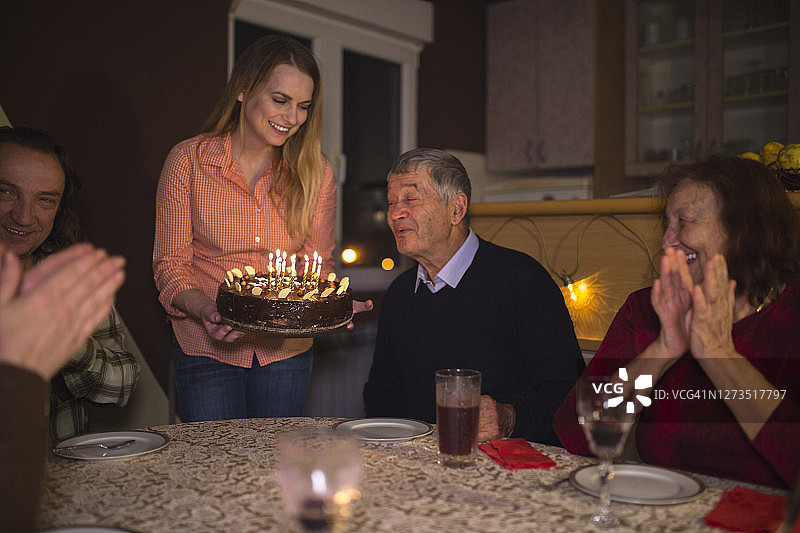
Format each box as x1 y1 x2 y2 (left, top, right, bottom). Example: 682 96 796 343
553 155 800 489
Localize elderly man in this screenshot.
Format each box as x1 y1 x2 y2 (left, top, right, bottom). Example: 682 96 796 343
0 126 139 442
363 148 584 445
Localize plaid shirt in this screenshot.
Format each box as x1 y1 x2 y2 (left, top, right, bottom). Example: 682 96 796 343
49 306 140 441
153 134 336 367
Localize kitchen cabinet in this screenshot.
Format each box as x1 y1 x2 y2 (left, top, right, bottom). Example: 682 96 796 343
625 0 799 178
486 0 595 172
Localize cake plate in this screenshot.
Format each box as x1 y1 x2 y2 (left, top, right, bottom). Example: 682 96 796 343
220 316 352 337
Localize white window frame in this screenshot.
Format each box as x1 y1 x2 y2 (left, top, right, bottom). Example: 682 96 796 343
230 0 432 289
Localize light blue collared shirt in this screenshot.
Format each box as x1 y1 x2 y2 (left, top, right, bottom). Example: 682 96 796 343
415 229 479 293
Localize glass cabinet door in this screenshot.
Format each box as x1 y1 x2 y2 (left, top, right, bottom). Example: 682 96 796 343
626 0 702 177
626 0 796 179
714 0 790 155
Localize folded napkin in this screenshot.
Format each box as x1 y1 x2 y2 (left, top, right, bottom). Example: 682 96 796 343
479 438 556 470
704 486 787 533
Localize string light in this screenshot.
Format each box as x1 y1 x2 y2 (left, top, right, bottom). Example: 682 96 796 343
562 271 576 301
561 270 594 311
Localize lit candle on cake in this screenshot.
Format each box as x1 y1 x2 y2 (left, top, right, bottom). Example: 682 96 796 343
290 254 296 278
274 249 280 288
303 254 309 285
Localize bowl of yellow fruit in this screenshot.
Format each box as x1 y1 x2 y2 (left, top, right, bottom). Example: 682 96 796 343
741 142 800 191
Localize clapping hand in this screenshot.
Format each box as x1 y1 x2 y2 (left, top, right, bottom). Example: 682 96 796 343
651 247 695 358
689 254 737 360
0 243 125 380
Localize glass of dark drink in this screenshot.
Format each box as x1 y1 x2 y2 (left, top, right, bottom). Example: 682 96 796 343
435 368 481 468
276 429 362 532
576 375 636 529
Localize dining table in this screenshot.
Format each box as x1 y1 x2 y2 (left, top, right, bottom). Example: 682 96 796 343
37 417 789 532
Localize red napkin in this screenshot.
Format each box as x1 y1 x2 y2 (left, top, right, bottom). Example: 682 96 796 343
479 438 556 469
704 486 787 533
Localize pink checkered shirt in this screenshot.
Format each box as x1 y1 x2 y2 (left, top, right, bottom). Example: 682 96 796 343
153 133 336 368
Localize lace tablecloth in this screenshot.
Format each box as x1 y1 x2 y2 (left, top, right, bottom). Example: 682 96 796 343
37 417 785 532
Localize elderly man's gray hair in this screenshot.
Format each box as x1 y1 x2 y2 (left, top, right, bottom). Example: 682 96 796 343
388 148 472 224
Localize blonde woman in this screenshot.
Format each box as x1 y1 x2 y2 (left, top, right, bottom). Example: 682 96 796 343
154 35 368 421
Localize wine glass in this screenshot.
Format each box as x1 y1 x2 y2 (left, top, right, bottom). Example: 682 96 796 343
276 429 362 533
576 375 636 528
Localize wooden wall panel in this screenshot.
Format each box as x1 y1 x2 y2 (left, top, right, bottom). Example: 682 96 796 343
472 210 663 347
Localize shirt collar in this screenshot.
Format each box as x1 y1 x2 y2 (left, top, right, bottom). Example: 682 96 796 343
414 229 479 293
202 133 257 190
198 132 233 171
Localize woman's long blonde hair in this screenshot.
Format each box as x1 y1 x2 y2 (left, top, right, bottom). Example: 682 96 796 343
200 34 323 237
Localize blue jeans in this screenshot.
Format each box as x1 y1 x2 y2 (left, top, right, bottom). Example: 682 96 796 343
172 339 313 422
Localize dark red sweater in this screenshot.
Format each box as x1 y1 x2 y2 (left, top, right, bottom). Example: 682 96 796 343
553 279 800 488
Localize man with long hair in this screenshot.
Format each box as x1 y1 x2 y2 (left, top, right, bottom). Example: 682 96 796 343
0 126 140 441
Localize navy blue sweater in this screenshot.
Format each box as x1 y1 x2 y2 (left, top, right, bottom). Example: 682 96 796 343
363 237 584 445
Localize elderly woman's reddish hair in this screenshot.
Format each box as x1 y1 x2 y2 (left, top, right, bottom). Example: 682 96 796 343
659 154 800 307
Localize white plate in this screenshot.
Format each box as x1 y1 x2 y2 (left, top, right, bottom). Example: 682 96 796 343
41 526 132 533
569 464 705 505
52 430 169 461
333 418 434 442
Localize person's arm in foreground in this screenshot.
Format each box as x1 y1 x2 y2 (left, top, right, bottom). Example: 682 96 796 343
0 244 125 533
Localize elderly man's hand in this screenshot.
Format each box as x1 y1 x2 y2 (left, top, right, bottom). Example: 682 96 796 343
346 299 374 331
478 395 516 441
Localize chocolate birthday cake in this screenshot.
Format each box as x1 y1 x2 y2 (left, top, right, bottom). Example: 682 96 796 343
216 264 353 336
